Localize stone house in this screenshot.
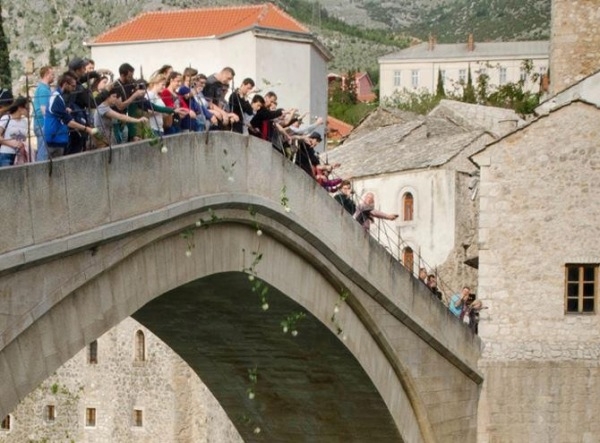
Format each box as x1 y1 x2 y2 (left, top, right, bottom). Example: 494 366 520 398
327 101 523 297
470 0 600 440
86 4 331 119
379 36 549 99
0 318 241 442
471 79 600 442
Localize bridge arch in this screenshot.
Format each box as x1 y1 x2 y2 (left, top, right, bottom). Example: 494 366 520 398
0 133 481 441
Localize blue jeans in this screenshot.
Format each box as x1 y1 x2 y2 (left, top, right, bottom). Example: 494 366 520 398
0 153 16 167
35 125 48 161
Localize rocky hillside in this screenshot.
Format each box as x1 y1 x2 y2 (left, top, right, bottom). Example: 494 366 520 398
2 0 550 85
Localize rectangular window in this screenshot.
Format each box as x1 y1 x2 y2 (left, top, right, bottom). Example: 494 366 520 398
498 67 507 85
88 341 98 364
411 70 419 88
565 264 598 313
519 67 527 82
133 409 143 427
459 69 466 83
46 405 56 422
86 408 96 427
393 70 401 87
539 66 547 75
1 415 10 431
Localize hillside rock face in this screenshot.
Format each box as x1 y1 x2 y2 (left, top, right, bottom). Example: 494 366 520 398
2 0 549 87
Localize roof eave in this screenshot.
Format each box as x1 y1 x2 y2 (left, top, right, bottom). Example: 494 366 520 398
85 35 217 47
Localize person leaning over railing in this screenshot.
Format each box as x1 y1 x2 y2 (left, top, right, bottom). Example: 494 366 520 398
93 88 148 148
353 192 398 231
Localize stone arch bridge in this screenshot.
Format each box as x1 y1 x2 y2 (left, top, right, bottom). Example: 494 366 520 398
0 132 482 442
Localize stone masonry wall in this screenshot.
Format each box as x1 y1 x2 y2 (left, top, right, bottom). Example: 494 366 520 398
0 317 242 443
550 0 600 95
475 102 600 442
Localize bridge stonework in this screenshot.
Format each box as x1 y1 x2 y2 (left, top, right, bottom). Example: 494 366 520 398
0 133 482 442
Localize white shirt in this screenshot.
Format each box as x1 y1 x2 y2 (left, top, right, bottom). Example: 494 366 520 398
0 114 28 154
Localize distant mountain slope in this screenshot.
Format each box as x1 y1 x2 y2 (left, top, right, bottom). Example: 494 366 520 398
2 0 550 85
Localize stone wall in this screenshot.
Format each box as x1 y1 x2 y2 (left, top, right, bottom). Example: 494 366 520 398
550 0 600 94
474 102 600 442
0 318 241 443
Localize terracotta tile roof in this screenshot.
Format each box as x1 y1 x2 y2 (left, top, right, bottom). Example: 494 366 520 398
91 4 309 45
327 116 354 140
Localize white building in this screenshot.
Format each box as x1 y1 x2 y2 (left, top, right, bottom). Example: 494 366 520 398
379 36 549 99
86 4 331 119
327 101 524 295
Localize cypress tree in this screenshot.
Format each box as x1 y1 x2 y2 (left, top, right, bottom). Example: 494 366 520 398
435 68 445 98
0 1 12 89
463 65 476 103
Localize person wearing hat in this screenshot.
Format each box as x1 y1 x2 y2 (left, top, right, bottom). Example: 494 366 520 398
294 131 322 177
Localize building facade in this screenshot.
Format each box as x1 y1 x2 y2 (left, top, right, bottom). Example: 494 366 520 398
0 318 241 442
472 96 600 442
327 102 522 297
87 4 331 120
550 0 600 95
379 37 549 100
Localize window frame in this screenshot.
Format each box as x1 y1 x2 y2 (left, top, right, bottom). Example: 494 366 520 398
498 66 507 85
133 409 143 428
402 247 414 275
135 330 146 362
393 70 401 87
45 404 56 422
402 192 414 222
411 69 419 89
88 340 98 365
1 415 11 432
565 264 598 314
85 408 97 428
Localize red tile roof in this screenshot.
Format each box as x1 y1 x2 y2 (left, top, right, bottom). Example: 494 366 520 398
91 4 309 45
327 116 354 140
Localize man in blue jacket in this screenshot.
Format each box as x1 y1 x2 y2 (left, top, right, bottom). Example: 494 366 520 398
44 72 97 158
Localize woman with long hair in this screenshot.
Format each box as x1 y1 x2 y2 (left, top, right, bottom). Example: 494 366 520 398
0 97 30 167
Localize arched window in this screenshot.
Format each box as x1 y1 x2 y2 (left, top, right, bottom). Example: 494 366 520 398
403 193 414 221
135 330 145 362
88 340 98 364
403 247 414 274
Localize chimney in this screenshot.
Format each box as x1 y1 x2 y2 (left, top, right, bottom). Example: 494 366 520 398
428 34 435 51
467 33 475 52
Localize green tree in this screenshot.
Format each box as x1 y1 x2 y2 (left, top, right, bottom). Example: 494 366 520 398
49 42 58 66
0 1 12 88
462 66 476 103
435 69 446 98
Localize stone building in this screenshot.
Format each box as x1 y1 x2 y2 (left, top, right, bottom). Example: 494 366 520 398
470 1 600 439
550 0 600 95
327 101 523 297
471 86 600 442
0 318 241 442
